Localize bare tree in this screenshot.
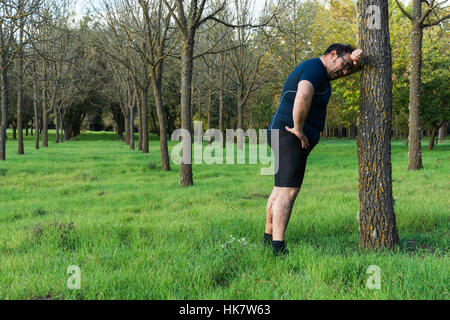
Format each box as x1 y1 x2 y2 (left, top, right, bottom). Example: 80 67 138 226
227 0 273 149
394 0 449 170
0 0 21 160
163 0 275 185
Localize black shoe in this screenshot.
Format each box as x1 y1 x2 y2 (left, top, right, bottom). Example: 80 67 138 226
262 233 272 246
273 246 289 257
272 240 289 257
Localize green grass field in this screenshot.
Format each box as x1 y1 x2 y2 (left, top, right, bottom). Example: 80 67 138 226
0 130 448 300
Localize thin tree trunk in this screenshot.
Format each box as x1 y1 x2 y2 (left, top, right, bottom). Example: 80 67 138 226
59 116 64 142
408 3 424 170
124 106 130 145
130 104 135 150
17 0 24 155
207 75 212 142
428 125 439 150
129 84 135 150
16 64 23 152
0 68 7 161
358 0 399 249
438 122 446 143
151 66 170 171
179 37 194 186
219 54 225 148
136 84 142 151
237 87 244 150
42 65 49 148
141 86 149 154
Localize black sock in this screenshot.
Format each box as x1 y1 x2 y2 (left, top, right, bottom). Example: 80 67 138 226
264 233 272 243
272 240 286 252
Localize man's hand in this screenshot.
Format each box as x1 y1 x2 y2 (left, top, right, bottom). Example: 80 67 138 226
285 126 309 149
351 49 363 66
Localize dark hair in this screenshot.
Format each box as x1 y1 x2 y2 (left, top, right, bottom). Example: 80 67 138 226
323 43 355 56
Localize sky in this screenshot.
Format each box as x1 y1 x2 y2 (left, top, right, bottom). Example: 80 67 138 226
74 0 411 19
75 0 275 16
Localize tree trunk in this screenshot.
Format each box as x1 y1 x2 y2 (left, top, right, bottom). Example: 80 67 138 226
17 1 24 155
17 67 24 153
136 85 142 151
0 68 7 161
428 125 439 150
151 66 170 171
357 0 399 249
42 66 49 148
237 86 244 150
438 122 446 143
141 86 149 153
179 36 194 186
219 54 225 148
207 76 212 143
124 106 130 144
54 105 60 143
129 103 135 150
59 116 64 142
407 3 424 170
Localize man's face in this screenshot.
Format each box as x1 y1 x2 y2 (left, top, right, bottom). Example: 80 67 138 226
327 51 353 80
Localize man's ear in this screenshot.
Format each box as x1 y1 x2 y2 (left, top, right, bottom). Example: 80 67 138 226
331 50 338 61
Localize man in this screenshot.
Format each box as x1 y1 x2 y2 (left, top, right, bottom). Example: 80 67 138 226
265 43 364 256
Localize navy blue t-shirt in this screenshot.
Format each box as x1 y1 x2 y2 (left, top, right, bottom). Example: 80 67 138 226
268 57 331 143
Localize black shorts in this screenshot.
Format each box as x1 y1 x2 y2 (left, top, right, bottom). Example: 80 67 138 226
267 130 317 188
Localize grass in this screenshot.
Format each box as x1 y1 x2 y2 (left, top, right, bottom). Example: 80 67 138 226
0 130 448 300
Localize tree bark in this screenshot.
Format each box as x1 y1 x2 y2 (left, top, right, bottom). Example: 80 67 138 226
179 36 194 186
151 65 170 171
16 0 25 154
124 106 130 145
428 125 438 150
438 122 447 143
136 84 142 151
408 17 424 170
16 71 24 153
42 64 49 148
54 96 60 143
141 86 149 153
237 86 244 150
129 84 135 150
219 53 225 148
0 68 7 161
358 0 399 249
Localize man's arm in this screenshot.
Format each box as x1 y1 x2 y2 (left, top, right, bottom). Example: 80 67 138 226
285 80 314 149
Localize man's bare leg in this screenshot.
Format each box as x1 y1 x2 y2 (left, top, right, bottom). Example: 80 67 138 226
272 187 300 241
265 186 279 235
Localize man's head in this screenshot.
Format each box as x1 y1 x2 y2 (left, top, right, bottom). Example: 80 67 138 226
321 43 355 80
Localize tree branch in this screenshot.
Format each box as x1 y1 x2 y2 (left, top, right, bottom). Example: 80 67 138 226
422 13 450 27
394 0 413 21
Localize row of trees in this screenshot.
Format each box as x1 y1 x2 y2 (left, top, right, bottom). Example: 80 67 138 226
0 0 109 161
1 0 448 172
